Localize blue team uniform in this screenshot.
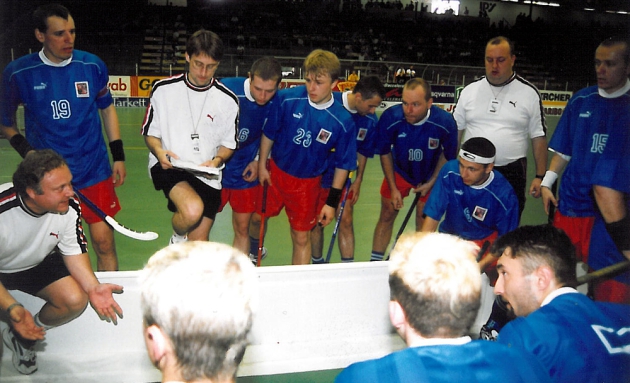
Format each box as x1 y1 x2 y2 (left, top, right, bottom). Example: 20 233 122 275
220 77 276 189
335 340 552 383
1 50 113 189
423 160 519 240
498 291 630 383
589 90 630 284
320 91 378 188
376 105 457 186
265 86 357 178
549 86 630 217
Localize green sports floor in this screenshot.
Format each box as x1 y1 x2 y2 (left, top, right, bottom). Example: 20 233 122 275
0 109 557 382
0 108 559 271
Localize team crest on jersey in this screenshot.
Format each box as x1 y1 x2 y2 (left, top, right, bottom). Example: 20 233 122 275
428 138 439 149
473 206 488 221
316 128 332 144
357 128 368 141
75 82 89 98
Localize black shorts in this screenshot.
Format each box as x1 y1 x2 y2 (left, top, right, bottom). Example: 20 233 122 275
150 164 222 220
0 248 71 296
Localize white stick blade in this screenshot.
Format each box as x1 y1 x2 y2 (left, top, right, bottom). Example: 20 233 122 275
105 216 159 241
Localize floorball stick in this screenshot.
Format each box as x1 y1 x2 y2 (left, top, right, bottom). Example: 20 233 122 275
387 192 422 260
256 183 268 267
74 189 159 241
577 260 630 285
325 178 352 264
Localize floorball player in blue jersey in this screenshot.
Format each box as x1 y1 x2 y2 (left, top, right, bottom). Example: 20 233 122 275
494 225 630 383
219 57 282 260
311 75 386 263
256 49 357 265
370 78 458 262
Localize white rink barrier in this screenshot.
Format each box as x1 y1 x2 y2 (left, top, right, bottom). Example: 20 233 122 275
1 262 495 382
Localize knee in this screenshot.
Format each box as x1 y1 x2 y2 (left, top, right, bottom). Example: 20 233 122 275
179 202 204 225
61 289 89 316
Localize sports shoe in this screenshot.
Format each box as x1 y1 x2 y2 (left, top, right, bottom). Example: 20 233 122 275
2 327 37 374
479 324 499 341
169 233 187 245
249 247 268 264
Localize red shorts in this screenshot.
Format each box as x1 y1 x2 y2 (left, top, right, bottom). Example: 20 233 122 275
593 279 630 304
553 211 594 263
257 160 321 231
78 178 121 224
472 232 499 278
316 185 355 212
379 173 430 203
219 185 260 214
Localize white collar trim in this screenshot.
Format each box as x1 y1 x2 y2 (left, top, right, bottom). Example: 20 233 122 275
541 287 579 307
598 79 630 98
39 49 72 67
244 78 255 103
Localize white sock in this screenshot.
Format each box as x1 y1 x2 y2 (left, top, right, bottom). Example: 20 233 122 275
170 233 187 244
33 313 54 331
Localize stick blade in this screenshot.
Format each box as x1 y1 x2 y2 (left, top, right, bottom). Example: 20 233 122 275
104 216 159 241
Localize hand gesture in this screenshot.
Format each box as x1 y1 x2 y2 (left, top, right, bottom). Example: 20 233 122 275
87 283 124 325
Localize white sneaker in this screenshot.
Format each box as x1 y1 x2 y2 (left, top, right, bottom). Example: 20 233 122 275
249 247 268 264
2 327 37 375
169 233 188 245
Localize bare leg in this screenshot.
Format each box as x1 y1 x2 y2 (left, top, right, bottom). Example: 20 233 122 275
35 276 88 327
338 202 354 259
88 221 118 271
232 212 252 254
291 229 311 265
371 197 399 253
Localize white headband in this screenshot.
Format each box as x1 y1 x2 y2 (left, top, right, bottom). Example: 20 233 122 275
459 149 495 164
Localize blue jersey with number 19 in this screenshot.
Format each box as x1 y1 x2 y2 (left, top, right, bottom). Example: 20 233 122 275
265 86 357 179
1 50 113 189
221 77 276 189
376 105 458 186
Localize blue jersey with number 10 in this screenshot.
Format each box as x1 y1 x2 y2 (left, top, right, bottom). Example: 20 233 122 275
265 86 357 179
376 105 458 186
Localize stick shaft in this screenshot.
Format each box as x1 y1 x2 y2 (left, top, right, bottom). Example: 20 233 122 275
325 178 351 263
577 260 630 285
257 183 268 267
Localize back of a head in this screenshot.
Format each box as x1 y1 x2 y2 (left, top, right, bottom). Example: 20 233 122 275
13 149 67 196
186 29 224 61
491 225 577 287
353 75 386 100
250 56 282 84
140 242 258 381
33 3 70 33
389 232 481 338
303 49 341 81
